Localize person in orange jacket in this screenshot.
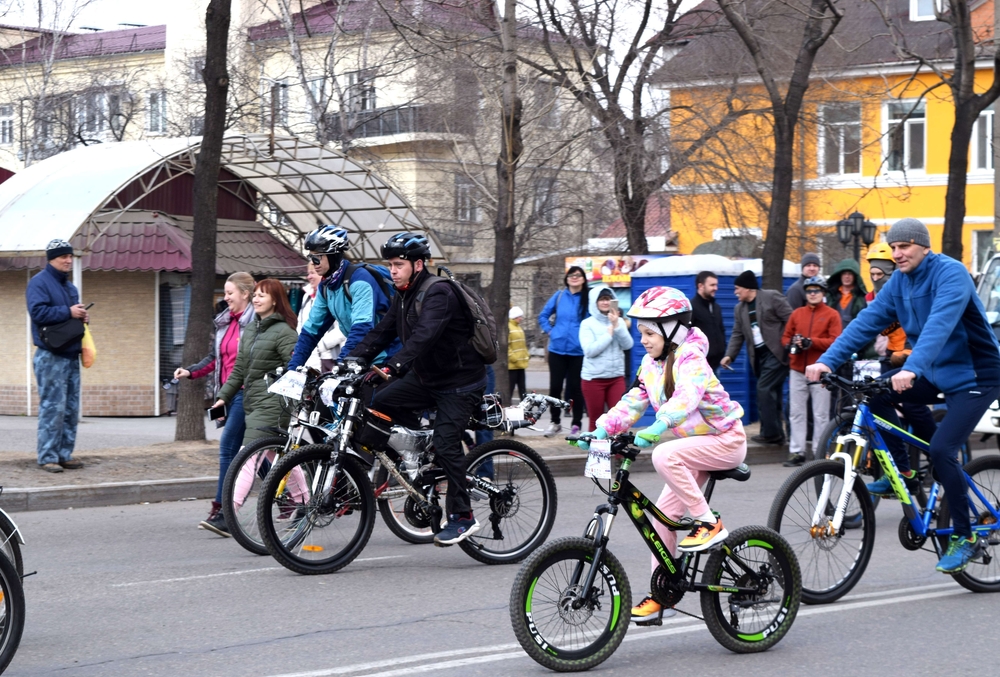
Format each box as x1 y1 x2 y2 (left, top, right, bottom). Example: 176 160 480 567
781 276 842 466
866 243 910 367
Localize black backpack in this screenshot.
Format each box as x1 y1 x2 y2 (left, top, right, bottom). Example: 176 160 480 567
414 268 499 364
343 262 394 303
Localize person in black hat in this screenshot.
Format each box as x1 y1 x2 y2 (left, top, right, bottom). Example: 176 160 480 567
785 253 821 309
720 270 792 444
26 239 89 473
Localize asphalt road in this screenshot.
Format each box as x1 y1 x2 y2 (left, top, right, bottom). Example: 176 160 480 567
5 464 998 676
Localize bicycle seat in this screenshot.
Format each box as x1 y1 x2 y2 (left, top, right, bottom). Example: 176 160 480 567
708 464 751 482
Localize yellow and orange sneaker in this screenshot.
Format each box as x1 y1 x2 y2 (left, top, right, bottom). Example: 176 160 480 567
630 595 677 625
678 520 728 552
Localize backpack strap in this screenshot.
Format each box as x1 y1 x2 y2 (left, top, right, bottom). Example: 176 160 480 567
414 275 445 316
343 263 393 304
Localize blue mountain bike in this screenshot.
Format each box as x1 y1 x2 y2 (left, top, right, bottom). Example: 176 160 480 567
768 373 1000 604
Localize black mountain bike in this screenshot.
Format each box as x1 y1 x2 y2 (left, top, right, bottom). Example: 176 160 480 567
509 432 801 672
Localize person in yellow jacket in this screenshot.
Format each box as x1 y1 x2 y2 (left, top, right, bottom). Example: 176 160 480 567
508 307 530 402
866 243 910 366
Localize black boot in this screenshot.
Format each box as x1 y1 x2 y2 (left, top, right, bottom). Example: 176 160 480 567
199 501 230 537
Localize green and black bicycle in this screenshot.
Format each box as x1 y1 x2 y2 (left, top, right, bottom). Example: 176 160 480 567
509 432 801 672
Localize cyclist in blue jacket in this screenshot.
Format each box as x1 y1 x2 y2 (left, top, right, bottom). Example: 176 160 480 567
288 225 397 370
806 218 1000 574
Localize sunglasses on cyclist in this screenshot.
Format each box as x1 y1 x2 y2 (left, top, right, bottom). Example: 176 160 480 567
308 255 322 266
805 289 824 294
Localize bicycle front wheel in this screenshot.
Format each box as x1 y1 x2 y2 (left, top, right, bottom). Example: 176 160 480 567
460 439 558 565
0 512 23 578
937 455 1000 592
0 552 25 674
257 444 375 575
701 526 801 653
509 537 630 672
222 436 290 556
768 459 875 604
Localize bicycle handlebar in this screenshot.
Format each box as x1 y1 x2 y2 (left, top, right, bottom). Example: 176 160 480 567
820 372 893 395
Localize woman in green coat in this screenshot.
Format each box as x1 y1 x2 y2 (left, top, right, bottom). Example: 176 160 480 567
214 278 300 445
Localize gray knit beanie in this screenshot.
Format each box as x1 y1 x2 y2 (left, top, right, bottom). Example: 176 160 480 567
800 252 820 267
886 218 931 248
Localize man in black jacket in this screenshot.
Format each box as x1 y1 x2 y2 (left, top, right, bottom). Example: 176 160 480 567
689 271 726 371
350 232 487 546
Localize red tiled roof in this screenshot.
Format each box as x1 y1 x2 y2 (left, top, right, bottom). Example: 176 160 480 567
0 25 165 67
598 193 672 238
0 167 13 184
0 213 305 276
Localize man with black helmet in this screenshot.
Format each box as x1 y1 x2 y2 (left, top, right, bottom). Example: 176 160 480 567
349 232 488 546
288 225 396 370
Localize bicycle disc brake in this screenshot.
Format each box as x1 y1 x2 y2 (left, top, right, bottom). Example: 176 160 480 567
650 565 685 608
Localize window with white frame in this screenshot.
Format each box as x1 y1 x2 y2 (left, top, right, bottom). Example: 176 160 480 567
148 90 167 133
820 103 861 175
973 104 994 171
78 91 106 135
346 70 376 112
532 177 559 226
974 230 995 274
534 81 560 129
308 76 327 122
910 0 943 21
260 79 289 126
191 56 205 83
0 105 13 145
455 175 479 223
886 101 925 171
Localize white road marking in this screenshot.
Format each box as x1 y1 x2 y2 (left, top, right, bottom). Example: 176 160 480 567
110 556 406 588
263 582 970 677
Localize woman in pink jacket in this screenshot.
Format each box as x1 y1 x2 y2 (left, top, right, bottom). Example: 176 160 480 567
582 286 747 622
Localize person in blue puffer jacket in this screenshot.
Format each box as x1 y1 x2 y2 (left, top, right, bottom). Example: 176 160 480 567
807 218 1000 575
579 286 633 431
538 265 590 435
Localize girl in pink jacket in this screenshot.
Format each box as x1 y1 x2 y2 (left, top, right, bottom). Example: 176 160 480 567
585 286 747 622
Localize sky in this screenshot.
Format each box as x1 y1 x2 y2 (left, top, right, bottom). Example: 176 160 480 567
1 1 170 31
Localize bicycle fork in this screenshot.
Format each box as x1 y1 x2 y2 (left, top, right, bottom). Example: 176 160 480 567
814 446 859 533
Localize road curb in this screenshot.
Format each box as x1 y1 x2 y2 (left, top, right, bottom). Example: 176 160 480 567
0 445 789 513
0 477 216 513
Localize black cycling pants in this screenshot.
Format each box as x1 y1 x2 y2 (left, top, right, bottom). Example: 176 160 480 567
548 352 584 427
870 370 999 538
371 371 485 516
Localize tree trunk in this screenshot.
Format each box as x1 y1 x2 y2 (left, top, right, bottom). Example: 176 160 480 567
489 0 522 403
943 104 976 260
761 117 796 290
614 152 649 255
175 0 232 441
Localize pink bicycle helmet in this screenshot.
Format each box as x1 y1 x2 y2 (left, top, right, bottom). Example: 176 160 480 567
628 286 692 351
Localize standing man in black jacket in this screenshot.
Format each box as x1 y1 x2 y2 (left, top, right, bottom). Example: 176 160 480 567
689 271 726 372
349 232 487 547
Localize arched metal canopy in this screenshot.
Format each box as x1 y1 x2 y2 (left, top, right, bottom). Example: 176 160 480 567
0 133 441 261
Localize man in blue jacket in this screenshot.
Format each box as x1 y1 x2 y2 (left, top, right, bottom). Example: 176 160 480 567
27 239 89 473
288 225 397 370
806 218 1000 574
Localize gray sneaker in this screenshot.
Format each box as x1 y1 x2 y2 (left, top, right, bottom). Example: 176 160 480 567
544 423 562 438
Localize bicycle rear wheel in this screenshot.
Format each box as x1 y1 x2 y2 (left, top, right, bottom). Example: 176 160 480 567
509 537 630 672
460 439 558 565
701 526 801 653
937 455 1000 592
257 444 375 575
0 512 23 578
222 436 289 556
0 552 25 674
768 459 875 604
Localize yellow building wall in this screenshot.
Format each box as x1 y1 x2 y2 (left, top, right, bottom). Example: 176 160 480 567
669 67 998 271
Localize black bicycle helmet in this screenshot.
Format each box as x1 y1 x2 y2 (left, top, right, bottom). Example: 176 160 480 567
304 225 351 254
381 232 431 262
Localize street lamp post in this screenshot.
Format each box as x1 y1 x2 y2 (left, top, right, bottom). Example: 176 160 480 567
836 211 877 262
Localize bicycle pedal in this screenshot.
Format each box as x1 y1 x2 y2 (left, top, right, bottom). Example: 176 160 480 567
633 615 662 627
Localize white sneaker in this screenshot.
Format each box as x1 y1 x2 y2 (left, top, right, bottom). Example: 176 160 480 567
544 423 562 438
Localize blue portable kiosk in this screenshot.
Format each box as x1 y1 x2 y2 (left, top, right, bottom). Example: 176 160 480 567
628 255 800 427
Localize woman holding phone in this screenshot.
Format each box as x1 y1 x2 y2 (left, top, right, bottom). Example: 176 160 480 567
176 272 256 536
578 286 633 431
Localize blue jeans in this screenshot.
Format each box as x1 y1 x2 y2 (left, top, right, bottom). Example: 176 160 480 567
34 349 81 465
870 370 1000 538
475 365 496 447
216 391 246 504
